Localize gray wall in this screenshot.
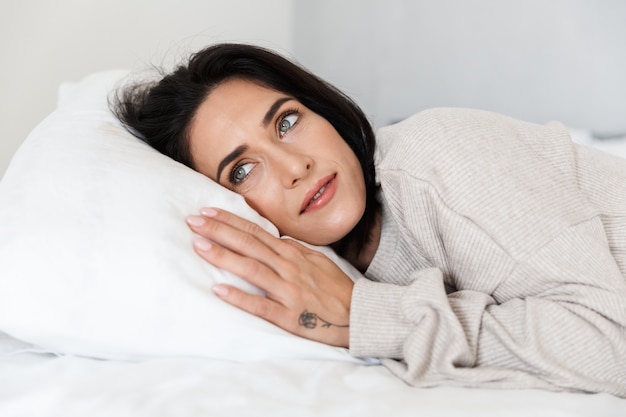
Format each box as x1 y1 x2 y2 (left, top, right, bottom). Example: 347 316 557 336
293 0 626 134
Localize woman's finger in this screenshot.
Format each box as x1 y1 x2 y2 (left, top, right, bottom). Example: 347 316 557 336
213 283 349 347
193 237 291 300
199 207 285 252
186 208 304 272
187 213 276 260
213 284 296 328
199 208 316 257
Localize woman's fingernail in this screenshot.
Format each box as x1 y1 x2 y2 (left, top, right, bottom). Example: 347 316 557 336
200 207 218 218
193 237 212 252
186 215 206 227
213 285 228 298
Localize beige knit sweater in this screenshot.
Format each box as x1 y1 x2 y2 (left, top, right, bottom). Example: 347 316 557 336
349 108 626 397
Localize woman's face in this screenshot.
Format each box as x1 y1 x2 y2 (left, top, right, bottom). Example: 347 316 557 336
188 78 366 245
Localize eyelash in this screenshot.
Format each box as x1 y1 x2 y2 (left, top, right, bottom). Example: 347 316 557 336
228 107 301 187
229 161 255 186
277 108 300 137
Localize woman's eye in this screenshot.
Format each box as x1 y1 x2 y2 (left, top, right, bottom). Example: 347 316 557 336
230 162 255 184
278 113 299 136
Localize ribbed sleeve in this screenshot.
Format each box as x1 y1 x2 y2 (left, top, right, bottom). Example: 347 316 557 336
349 108 626 397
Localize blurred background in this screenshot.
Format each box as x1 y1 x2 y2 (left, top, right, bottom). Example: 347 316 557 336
2 0 625 178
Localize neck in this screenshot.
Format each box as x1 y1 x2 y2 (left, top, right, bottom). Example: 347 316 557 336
338 211 381 273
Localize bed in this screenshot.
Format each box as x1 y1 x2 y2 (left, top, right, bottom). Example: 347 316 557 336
2 331 625 417
0 71 624 416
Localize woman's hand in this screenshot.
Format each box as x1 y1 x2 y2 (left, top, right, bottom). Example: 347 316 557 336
186 208 354 348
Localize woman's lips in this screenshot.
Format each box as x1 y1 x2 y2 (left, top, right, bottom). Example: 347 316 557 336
300 174 337 214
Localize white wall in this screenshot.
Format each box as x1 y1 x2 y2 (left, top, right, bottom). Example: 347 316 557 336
294 0 626 133
0 0 293 178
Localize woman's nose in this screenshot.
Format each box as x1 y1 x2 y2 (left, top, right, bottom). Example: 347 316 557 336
275 148 313 188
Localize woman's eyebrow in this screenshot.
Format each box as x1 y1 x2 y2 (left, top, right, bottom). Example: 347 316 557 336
217 144 248 182
262 97 293 127
216 97 293 181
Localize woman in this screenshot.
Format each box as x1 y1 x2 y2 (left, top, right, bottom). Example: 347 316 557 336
113 43 626 396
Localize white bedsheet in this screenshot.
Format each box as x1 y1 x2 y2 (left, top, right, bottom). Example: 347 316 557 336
1 332 624 417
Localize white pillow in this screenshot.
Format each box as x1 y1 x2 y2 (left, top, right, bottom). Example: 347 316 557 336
0 70 364 362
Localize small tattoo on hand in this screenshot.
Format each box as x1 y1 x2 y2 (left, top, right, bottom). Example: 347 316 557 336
298 310 349 329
